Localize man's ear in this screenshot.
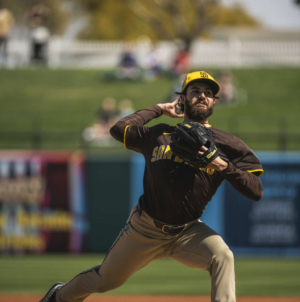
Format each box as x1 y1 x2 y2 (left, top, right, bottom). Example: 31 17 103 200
181 94 186 104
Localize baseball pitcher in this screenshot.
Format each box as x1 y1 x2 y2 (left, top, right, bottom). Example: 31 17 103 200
40 71 263 302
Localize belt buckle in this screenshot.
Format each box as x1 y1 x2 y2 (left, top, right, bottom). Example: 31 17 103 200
162 225 170 234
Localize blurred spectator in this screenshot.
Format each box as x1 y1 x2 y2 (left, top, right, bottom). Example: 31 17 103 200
215 70 248 107
170 45 191 78
24 4 51 66
217 70 235 105
142 45 163 81
118 99 135 118
0 4 14 66
97 97 118 127
82 97 118 145
115 50 140 80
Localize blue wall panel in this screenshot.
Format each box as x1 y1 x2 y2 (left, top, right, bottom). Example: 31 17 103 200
224 152 300 257
130 153 145 210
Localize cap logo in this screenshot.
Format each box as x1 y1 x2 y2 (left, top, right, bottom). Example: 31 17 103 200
199 72 208 78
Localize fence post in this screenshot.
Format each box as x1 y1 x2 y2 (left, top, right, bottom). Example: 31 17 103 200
49 36 62 68
278 118 288 151
228 35 242 67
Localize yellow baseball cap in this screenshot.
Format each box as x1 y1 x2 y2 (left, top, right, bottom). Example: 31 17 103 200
181 71 220 95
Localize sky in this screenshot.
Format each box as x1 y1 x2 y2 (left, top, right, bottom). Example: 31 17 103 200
220 0 300 30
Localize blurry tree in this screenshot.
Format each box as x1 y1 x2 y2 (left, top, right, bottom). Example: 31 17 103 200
0 0 67 34
75 0 259 48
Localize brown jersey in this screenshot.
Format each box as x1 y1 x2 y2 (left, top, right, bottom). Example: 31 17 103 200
110 105 263 224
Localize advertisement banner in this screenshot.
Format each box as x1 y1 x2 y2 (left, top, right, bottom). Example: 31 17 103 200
0 151 87 254
224 155 300 252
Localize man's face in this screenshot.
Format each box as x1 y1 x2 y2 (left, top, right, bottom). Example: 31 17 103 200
182 82 215 122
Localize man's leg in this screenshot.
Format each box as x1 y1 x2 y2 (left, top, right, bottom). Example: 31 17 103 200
55 207 170 302
170 221 235 302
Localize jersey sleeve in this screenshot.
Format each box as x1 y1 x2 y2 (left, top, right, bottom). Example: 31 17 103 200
110 105 163 153
225 136 264 176
124 124 151 153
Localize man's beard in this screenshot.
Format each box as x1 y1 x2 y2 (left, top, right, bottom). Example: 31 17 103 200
185 99 214 122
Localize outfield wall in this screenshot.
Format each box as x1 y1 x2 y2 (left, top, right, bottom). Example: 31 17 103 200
0 151 299 256
85 151 300 256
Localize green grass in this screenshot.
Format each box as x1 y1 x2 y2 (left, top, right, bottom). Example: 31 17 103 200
0 255 299 296
0 68 300 150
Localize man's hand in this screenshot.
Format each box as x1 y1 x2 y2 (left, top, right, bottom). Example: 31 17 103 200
157 98 184 119
198 146 228 171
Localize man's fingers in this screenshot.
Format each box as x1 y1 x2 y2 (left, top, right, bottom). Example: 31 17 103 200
198 145 208 155
173 97 181 105
174 97 180 103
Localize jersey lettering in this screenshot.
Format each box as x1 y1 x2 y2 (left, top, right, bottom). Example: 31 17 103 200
156 146 165 160
163 145 173 159
151 146 158 162
151 145 215 174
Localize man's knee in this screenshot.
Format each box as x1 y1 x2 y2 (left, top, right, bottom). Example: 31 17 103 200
209 247 234 276
213 247 234 266
210 246 234 270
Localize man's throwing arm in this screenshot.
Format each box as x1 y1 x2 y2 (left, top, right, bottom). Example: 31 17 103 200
110 105 163 152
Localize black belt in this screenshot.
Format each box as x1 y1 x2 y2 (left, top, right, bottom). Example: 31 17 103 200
137 203 186 235
154 220 186 235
